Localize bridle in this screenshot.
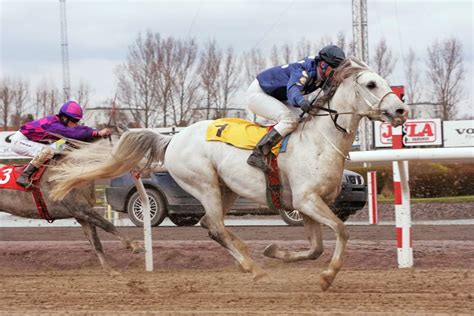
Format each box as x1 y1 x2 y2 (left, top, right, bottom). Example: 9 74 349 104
305 69 396 134
353 71 396 120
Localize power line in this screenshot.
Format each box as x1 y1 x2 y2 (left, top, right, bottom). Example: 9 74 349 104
185 0 203 39
251 0 295 50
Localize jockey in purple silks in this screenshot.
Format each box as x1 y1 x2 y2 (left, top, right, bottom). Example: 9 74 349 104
11 100 112 188
246 45 346 171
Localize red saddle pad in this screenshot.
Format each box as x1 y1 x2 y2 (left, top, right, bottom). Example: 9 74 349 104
0 165 29 191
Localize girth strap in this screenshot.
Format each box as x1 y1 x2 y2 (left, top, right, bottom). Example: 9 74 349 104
264 153 285 211
29 165 54 223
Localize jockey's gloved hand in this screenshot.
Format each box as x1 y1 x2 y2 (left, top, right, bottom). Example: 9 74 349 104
98 128 112 137
299 100 312 113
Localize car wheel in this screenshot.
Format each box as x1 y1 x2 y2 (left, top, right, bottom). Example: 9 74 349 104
168 213 203 227
279 209 304 226
126 189 167 227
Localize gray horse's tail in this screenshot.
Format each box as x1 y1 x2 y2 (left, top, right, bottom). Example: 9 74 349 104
50 130 171 201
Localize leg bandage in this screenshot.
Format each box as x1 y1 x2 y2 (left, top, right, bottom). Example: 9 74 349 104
31 147 55 168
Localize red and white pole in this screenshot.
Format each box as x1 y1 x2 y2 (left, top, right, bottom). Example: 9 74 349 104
367 171 378 224
392 126 413 268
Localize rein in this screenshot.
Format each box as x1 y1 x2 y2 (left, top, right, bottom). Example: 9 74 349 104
305 70 396 134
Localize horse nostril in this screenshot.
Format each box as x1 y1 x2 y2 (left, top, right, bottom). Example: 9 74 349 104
395 108 406 116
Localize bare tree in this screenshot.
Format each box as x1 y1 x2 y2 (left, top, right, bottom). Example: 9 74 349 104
241 48 267 86
215 47 240 117
169 38 201 126
403 48 424 117
295 37 317 59
73 81 91 108
0 78 15 130
199 39 222 119
116 31 161 127
270 44 281 65
155 37 178 127
336 32 347 52
34 80 61 118
372 38 397 79
426 37 465 120
10 78 30 129
280 43 294 64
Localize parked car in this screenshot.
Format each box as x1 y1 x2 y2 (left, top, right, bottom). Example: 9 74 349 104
105 170 367 227
106 169 367 227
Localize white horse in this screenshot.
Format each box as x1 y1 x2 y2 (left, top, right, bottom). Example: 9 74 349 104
51 57 408 290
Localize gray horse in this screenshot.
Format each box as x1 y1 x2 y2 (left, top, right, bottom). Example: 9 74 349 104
0 157 143 275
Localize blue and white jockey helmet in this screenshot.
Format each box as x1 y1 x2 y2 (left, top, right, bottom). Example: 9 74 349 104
319 45 346 68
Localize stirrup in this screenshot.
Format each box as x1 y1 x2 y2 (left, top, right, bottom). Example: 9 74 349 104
16 176 33 188
247 153 269 172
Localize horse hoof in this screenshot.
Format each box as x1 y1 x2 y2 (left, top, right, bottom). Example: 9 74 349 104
263 243 279 258
319 271 334 291
107 269 122 277
130 242 145 254
253 271 271 283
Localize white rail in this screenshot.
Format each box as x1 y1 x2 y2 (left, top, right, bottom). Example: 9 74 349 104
347 146 473 268
349 147 473 163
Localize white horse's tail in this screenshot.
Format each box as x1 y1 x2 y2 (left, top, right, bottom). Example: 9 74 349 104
50 130 171 201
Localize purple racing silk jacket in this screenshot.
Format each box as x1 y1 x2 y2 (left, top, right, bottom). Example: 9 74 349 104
20 115 98 143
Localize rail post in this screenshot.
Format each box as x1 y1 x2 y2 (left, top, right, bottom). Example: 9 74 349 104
131 171 153 272
392 126 413 268
367 171 378 225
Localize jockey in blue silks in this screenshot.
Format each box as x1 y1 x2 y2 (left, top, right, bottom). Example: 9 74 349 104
246 45 346 171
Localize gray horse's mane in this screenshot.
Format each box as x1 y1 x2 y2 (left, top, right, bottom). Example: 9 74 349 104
308 57 368 112
332 56 369 85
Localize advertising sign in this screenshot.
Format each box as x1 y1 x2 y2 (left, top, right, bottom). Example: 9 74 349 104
443 120 474 147
374 119 442 147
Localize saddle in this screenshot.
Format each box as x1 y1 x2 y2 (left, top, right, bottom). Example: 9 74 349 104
206 118 287 155
206 118 288 211
0 163 53 222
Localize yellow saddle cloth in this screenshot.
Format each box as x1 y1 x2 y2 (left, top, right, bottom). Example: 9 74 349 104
206 118 282 155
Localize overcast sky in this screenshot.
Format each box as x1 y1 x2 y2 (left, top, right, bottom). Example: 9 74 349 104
1 0 473 117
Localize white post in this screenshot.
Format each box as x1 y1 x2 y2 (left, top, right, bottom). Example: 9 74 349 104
131 171 154 272
393 161 413 267
367 171 378 225
391 124 413 268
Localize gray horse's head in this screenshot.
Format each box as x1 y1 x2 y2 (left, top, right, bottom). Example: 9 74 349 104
333 57 409 127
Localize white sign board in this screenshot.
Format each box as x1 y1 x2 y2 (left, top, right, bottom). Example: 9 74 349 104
443 120 474 147
374 119 442 147
0 132 28 160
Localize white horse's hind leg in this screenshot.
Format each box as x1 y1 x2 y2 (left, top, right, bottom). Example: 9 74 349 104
263 214 323 262
183 184 265 280
298 194 349 291
201 211 269 281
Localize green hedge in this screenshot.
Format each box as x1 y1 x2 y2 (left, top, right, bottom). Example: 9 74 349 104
350 162 474 198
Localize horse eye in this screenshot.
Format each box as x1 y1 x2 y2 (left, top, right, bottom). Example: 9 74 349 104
366 81 376 89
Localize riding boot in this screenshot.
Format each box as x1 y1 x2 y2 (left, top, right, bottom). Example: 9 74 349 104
16 147 55 188
16 163 38 188
247 129 284 171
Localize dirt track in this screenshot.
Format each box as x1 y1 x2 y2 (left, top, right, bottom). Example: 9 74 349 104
1 224 473 314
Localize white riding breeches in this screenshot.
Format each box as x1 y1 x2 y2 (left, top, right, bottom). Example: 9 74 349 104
246 79 300 137
10 131 58 157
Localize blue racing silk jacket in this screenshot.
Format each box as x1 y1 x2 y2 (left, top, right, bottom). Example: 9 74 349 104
256 56 324 107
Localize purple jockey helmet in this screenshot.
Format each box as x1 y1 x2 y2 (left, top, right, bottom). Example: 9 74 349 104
59 100 83 120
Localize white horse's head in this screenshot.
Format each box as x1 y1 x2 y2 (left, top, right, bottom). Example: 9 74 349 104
333 57 409 127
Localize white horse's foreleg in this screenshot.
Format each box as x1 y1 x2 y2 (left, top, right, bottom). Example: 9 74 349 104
263 214 323 262
298 194 349 291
